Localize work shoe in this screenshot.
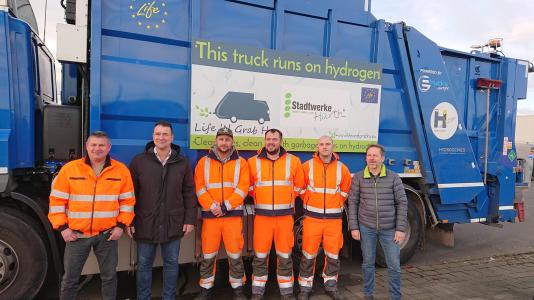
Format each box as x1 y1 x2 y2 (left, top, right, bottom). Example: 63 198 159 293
194 287 214 300
297 291 310 300
233 287 247 300
325 290 343 300
251 293 264 300
281 294 296 300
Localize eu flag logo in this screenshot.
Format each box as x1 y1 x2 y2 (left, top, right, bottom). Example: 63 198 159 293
361 87 379 104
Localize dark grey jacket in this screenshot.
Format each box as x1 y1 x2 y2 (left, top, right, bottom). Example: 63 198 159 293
129 142 197 243
348 165 407 232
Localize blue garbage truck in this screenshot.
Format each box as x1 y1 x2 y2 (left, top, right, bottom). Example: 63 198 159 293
0 0 531 298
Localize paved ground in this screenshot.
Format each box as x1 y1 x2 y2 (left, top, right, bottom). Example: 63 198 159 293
73 251 534 300
60 185 534 299
335 252 534 300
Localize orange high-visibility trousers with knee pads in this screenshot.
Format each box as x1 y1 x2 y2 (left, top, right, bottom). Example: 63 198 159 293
298 217 343 292
199 216 245 289
251 215 295 295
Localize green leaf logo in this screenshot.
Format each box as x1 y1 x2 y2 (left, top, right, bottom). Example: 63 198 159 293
284 92 292 118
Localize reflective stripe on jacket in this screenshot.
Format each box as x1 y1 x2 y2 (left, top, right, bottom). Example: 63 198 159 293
302 153 352 219
195 148 250 218
248 147 305 216
48 156 136 236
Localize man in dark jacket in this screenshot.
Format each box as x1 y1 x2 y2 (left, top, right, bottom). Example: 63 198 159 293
128 120 197 300
348 144 407 300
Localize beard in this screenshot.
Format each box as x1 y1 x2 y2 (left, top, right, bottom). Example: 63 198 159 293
266 147 279 155
217 146 231 154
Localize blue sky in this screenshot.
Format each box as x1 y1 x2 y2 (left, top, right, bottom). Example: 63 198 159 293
30 0 533 114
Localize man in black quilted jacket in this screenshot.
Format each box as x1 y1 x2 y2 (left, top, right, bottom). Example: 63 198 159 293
348 144 407 300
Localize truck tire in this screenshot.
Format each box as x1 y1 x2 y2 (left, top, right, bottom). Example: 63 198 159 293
0 207 48 298
376 199 422 267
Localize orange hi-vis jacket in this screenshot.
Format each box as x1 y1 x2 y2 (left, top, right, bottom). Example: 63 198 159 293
48 156 136 237
302 153 352 219
248 147 305 216
195 148 250 218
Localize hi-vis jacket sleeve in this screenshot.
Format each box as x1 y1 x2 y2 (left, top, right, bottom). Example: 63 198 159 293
194 157 216 210
301 160 311 204
223 157 250 211
247 156 256 199
116 167 136 227
48 167 70 230
292 156 306 199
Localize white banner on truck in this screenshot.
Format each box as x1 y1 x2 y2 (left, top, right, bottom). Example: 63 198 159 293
190 39 382 152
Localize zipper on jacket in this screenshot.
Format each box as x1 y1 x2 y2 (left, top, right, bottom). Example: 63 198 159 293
89 165 111 236
89 180 97 236
271 160 275 214
323 163 327 217
374 177 379 229
220 162 224 210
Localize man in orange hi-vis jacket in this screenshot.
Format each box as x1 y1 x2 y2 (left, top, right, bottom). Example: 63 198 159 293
194 127 249 300
248 128 306 300
297 136 352 300
48 131 135 300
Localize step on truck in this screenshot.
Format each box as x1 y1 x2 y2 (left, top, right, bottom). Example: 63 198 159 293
0 0 532 298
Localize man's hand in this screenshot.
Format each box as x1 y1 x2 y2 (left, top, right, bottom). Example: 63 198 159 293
351 229 360 240
107 226 124 241
126 226 135 238
211 204 223 217
61 228 78 242
183 224 195 235
394 231 406 244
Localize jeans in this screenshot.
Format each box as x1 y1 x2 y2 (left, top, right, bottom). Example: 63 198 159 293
60 233 118 300
136 239 181 300
360 224 401 300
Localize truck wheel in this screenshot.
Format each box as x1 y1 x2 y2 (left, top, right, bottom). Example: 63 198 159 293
0 207 48 298
375 199 422 267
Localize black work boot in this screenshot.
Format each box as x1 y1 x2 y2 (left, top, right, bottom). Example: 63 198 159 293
281 294 296 300
194 287 214 300
325 290 344 300
233 287 247 300
250 293 264 300
297 290 310 300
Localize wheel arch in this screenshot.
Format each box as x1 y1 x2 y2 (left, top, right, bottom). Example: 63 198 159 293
1 192 63 277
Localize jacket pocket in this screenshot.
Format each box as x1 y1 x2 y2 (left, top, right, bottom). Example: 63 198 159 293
167 210 185 239
133 211 154 241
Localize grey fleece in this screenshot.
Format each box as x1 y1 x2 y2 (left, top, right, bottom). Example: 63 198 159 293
348 167 408 232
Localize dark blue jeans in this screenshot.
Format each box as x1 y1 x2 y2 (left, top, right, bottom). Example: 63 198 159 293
360 224 401 300
60 233 118 300
136 239 181 300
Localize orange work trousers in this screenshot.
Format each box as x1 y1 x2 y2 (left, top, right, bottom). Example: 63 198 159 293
199 216 245 289
298 217 343 292
251 215 294 295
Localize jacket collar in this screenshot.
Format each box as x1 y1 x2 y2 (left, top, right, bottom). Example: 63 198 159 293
207 145 239 162
84 154 112 169
364 164 386 178
312 152 339 163
144 141 182 163
257 146 288 161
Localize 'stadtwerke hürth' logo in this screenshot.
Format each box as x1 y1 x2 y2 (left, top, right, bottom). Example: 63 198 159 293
130 0 168 30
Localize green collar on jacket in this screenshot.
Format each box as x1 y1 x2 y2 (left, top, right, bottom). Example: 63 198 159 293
363 164 386 178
